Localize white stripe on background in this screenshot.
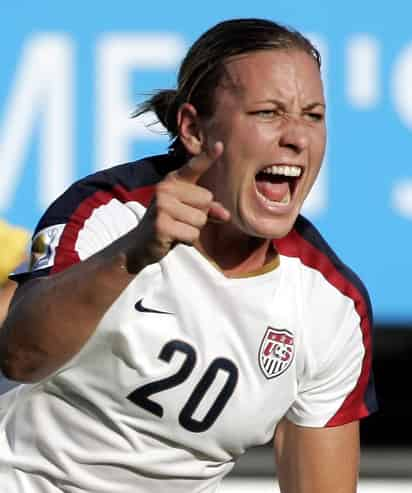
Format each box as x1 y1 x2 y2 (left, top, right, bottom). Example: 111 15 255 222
219 479 412 493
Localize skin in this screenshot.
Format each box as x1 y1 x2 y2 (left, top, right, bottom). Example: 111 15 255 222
275 418 360 493
0 48 358 492
199 50 326 237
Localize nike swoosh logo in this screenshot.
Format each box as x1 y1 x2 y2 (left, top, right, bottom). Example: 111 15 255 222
135 299 173 315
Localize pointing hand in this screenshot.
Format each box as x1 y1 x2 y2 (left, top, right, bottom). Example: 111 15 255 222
131 142 230 266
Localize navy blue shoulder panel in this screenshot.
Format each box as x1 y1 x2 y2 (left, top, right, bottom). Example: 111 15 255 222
34 154 181 235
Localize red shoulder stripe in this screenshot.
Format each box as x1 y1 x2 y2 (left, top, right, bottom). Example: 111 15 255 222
275 228 373 425
51 185 155 274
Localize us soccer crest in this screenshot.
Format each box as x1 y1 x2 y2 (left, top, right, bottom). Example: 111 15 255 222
259 327 295 379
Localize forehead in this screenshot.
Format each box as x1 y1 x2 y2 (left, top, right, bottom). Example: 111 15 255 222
219 49 324 104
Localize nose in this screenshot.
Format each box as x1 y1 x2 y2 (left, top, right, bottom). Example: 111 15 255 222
278 116 309 154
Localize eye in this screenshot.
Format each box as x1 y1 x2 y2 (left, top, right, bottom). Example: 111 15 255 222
304 112 324 122
251 109 279 118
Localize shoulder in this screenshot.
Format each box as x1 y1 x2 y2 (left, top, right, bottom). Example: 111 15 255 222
34 153 180 235
277 216 377 425
275 214 372 322
13 154 182 280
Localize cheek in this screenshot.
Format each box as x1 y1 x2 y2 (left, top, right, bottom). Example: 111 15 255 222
227 123 275 162
310 127 327 163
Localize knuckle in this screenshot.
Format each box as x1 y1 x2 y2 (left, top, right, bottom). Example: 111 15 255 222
202 189 214 203
184 226 200 244
154 195 168 213
191 228 201 242
154 214 169 236
156 180 173 196
194 209 208 227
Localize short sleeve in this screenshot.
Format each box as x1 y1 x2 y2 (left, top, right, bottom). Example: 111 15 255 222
286 283 377 428
276 215 377 428
10 168 156 284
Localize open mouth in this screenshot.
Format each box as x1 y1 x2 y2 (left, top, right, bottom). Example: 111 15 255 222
255 165 302 206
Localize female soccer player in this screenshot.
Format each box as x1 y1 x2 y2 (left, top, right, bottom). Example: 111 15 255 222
0 18 376 493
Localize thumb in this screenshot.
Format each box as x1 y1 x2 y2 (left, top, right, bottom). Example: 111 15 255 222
176 141 223 184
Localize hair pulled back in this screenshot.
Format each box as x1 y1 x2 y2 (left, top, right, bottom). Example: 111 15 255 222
133 18 321 159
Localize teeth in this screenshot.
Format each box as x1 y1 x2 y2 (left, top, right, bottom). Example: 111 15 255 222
262 165 302 177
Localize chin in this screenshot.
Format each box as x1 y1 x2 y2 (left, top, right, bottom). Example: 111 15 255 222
246 217 296 240
240 197 302 240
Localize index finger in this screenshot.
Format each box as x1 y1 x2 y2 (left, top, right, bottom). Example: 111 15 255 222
176 141 224 184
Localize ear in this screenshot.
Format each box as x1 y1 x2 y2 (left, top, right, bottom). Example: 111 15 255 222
176 103 204 156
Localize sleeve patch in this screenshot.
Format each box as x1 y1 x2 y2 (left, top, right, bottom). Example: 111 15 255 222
30 224 66 272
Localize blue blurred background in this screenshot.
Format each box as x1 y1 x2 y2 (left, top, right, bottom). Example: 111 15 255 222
1 1 411 325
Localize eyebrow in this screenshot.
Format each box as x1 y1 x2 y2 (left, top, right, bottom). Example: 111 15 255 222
303 102 326 111
254 99 326 111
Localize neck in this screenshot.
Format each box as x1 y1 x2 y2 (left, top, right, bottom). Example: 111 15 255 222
195 223 277 276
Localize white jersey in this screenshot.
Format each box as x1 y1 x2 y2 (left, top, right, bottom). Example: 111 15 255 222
0 155 376 493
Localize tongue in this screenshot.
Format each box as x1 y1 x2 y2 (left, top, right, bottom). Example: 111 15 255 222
256 180 290 202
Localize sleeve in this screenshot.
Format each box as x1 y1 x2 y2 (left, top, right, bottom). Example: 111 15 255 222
286 274 377 428
10 175 149 285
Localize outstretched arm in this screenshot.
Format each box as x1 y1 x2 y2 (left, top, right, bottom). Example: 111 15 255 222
274 417 359 493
